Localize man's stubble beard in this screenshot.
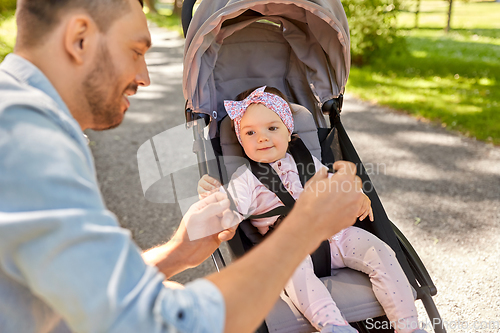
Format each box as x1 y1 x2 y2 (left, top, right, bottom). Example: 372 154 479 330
83 42 123 131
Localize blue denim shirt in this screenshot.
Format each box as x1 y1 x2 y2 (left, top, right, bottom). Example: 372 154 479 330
0 54 225 333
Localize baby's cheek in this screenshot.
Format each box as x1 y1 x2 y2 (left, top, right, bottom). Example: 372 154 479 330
277 142 288 154
242 146 254 159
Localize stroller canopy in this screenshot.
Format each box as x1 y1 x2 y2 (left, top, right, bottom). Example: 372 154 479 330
183 0 351 130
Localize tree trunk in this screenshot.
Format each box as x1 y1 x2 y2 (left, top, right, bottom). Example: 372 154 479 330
172 0 183 17
144 0 158 14
414 0 421 29
445 0 453 33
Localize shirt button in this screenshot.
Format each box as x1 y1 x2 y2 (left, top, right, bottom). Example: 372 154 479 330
177 310 184 320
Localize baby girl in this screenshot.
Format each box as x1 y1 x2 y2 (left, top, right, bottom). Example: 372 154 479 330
198 86 424 333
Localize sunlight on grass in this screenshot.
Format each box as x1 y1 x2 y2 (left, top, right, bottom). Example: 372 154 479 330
348 61 500 144
411 50 428 58
348 0 500 144
399 0 500 30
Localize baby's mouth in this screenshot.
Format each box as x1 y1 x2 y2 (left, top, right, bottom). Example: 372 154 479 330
258 146 273 151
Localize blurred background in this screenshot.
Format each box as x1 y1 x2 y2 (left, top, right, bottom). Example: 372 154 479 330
1 0 499 145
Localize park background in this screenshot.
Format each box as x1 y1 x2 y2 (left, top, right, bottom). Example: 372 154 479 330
1 0 499 332
2 0 499 145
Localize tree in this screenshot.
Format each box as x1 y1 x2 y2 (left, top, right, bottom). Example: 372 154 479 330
414 0 421 29
172 0 183 17
445 0 453 33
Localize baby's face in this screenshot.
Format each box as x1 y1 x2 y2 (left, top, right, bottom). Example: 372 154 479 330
239 103 291 163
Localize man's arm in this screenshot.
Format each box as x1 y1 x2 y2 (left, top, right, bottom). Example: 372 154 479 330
142 192 238 279
0 106 229 333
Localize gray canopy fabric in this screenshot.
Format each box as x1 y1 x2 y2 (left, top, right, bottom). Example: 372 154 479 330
183 0 350 135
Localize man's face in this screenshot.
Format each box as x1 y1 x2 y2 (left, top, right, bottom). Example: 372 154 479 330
83 0 151 130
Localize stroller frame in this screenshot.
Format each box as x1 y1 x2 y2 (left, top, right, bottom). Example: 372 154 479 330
181 0 446 332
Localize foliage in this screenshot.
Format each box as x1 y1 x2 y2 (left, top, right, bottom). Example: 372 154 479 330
0 10 16 62
146 7 182 36
342 0 406 65
0 0 16 12
347 28 500 144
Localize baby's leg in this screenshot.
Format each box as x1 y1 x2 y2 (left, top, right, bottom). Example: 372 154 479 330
285 255 348 331
330 227 419 333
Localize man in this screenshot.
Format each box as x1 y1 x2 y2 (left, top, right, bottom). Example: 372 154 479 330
0 0 365 332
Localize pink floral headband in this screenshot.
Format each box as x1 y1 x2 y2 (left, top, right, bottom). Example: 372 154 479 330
224 86 294 144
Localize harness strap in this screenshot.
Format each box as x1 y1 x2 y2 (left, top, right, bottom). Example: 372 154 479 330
248 206 291 219
239 134 332 278
246 134 314 220
248 159 296 208
288 134 315 186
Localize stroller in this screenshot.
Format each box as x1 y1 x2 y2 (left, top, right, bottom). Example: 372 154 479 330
179 0 446 332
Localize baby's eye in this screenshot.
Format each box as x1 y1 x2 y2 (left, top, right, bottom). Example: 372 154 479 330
245 130 255 136
269 126 278 131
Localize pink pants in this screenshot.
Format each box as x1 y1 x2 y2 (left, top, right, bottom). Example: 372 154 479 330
284 226 418 333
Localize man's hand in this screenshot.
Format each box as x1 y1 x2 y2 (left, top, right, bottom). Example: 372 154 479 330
290 161 364 244
180 191 239 244
142 192 238 278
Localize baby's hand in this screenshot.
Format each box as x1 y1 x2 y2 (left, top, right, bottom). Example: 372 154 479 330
357 193 374 222
197 174 222 199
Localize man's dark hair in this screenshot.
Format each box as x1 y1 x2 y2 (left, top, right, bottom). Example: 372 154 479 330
16 0 144 49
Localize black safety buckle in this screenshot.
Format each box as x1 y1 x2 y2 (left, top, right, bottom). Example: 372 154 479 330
185 108 211 129
321 94 343 126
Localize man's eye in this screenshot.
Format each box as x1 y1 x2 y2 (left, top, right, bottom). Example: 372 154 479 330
134 50 144 56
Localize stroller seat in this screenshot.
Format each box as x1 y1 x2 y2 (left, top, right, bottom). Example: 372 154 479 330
178 0 446 330
218 103 415 332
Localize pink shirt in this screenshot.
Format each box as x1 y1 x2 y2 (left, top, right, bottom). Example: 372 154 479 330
227 153 328 234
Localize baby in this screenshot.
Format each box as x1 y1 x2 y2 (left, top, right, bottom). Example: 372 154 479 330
199 86 424 333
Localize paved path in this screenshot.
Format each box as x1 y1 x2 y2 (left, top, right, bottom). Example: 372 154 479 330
86 25 500 330
341 98 500 328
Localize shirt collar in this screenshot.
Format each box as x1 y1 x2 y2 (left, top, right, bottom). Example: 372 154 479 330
270 153 299 173
0 53 74 122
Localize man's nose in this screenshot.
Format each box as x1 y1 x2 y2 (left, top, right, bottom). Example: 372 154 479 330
136 59 151 87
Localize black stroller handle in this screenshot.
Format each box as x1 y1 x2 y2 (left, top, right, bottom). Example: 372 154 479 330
181 0 197 37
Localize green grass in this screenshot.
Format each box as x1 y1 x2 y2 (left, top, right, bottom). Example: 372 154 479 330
0 10 16 62
347 0 500 144
398 0 500 31
145 6 183 36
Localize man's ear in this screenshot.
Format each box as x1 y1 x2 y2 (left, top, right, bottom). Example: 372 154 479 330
63 15 97 65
